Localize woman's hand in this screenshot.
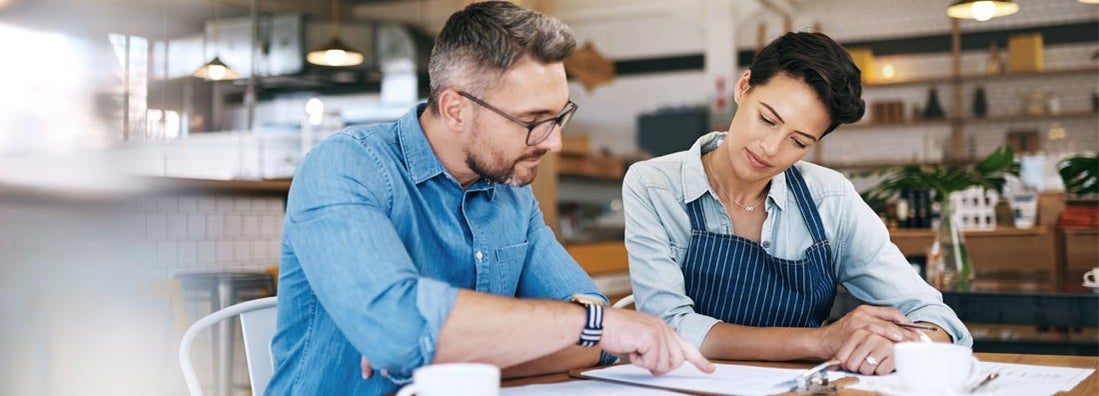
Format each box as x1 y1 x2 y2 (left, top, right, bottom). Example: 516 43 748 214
816 305 926 375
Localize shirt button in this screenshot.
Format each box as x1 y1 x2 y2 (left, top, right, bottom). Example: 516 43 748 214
762 241 771 248
475 250 484 261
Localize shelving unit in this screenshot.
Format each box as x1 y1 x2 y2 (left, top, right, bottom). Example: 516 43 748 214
818 20 1099 169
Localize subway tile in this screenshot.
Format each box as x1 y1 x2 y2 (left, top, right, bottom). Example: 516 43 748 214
158 196 178 213
234 197 252 213
188 214 206 238
253 240 272 262
261 215 280 237
198 241 217 264
146 214 167 241
157 241 178 268
216 241 234 264
197 197 217 213
242 216 260 237
224 215 243 238
167 214 188 239
216 197 234 213
206 215 224 238
234 240 252 262
178 195 198 212
178 241 198 265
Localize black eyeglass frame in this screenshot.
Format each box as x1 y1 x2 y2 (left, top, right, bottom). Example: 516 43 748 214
458 91 578 146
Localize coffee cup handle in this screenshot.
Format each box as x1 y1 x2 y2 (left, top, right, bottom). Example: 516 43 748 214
965 357 982 386
1084 270 1097 284
395 383 420 396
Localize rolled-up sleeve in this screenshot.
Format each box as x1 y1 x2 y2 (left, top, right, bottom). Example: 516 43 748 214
832 183 972 347
623 166 720 349
285 134 459 372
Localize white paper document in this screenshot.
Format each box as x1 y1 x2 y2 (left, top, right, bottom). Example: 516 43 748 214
501 380 690 395
847 361 1095 396
578 362 844 396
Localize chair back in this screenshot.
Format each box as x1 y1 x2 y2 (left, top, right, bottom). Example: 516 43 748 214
612 294 635 309
240 300 277 396
180 296 278 396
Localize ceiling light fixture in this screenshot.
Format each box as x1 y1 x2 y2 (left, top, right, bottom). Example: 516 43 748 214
307 0 364 67
1079 0 1099 4
947 0 1019 22
193 0 238 80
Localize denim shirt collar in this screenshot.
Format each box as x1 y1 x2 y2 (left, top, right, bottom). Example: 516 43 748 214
396 103 497 198
681 131 788 212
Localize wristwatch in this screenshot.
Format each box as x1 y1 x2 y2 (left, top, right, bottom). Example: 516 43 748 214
570 294 605 347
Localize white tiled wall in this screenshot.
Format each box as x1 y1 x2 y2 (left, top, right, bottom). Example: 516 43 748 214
141 194 285 279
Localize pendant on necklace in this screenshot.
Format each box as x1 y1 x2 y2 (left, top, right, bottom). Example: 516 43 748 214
744 206 755 212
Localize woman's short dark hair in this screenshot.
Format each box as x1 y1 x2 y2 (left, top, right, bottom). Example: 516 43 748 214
748 31 865 136
426 1 576 113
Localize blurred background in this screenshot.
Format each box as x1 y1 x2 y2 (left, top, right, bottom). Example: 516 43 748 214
0 1 1095 395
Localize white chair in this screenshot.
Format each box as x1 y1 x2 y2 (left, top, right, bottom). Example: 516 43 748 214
612 294 635 309
180 296 278 396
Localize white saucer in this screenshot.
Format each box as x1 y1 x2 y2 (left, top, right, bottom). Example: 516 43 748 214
856 374 999 396
1084 282 1099 294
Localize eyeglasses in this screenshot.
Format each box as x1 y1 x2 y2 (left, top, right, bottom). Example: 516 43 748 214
458 91 579 146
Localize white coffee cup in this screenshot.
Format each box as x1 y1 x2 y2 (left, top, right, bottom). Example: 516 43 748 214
395 363 500 396
894 342 982 394
1084 267 1099 286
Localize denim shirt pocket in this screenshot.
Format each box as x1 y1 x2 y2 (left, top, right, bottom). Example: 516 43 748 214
492 241 529 296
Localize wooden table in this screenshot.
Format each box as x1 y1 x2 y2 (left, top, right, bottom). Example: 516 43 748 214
502 353 1098 395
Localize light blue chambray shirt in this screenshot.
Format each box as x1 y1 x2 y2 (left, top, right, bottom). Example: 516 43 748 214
268 104 607 395
624 132 972 350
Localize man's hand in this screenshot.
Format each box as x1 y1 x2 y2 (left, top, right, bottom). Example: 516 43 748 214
361 356 373 380
817 305 925 375
600 307 715 376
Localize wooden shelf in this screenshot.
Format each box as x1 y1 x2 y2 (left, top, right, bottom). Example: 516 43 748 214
817 159 974 169
145 177 292 195
565 240 629 275
864 66 1099 88
846 110 1097 130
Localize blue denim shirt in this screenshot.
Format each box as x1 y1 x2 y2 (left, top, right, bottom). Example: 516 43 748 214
624 132 972 350
268 104 607 395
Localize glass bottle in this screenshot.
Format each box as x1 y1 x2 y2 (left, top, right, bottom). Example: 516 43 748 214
922 87 946 120
935 199 974 292
972 86 988 118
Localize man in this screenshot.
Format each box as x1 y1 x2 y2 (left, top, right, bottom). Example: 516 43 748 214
267 2 712 394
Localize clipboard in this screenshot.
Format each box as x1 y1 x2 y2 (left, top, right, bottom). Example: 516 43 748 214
568 361 862 396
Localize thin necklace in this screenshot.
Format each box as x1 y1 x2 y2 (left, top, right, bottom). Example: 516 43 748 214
705 152 767 213
711 177 766 212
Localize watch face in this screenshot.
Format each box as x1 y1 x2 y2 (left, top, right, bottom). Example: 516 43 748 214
571 294 605 306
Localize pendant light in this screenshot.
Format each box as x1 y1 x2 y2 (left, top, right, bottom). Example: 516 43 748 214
947 0 1019 22
193 0 239 80
306 0 364 67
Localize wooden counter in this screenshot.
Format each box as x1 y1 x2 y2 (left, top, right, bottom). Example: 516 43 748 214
565 241 629 276
889 227 1059 292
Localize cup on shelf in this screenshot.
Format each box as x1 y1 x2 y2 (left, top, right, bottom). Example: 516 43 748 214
396 363 500 396
1011 193 1038 229
1084 267 1099 287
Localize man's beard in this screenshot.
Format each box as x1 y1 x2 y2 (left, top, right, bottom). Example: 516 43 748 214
467 148 547 187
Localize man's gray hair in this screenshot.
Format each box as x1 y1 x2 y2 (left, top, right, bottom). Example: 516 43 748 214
426 1 576 113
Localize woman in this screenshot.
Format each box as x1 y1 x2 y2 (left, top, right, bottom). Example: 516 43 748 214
623 31 971 375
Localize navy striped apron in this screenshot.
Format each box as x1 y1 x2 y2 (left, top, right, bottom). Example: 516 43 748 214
683 167 835 327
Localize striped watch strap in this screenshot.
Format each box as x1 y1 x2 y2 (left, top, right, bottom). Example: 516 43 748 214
577 304 604 347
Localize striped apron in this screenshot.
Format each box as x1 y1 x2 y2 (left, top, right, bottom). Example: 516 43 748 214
683 167 835 327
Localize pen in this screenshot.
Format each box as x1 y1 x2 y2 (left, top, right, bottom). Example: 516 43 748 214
893 322 938 331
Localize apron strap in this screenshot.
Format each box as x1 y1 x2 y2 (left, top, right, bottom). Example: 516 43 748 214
784 166 829 247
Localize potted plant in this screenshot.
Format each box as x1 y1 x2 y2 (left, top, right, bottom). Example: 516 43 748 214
1057 154 1098 228
856 146 1020 291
